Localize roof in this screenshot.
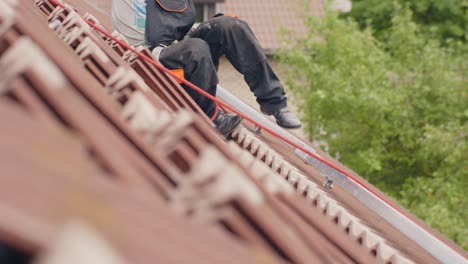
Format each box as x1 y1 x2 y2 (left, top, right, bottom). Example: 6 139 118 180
0 0 466 263
219 0 324 52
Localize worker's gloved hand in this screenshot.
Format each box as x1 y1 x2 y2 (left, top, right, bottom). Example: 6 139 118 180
151 45 165 61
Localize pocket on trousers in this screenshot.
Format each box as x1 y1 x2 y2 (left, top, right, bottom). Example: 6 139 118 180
154 0 188 13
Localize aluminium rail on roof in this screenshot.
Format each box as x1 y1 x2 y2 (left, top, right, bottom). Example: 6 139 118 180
217 86 467 264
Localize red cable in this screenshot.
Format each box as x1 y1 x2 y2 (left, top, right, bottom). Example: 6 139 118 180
48 0 431 232
210 105 218 122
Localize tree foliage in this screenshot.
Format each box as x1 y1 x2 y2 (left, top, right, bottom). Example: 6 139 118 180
344 0 468 42
279 5 467 249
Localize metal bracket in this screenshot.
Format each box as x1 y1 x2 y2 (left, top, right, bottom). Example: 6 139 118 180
254 125 262 134
323 178 334 190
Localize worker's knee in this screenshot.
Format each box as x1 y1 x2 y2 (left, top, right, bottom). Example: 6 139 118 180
214 15 249 34
183 38 211 61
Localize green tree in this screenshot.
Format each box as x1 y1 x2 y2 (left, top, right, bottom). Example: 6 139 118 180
344 0 468 42
279 5 467 248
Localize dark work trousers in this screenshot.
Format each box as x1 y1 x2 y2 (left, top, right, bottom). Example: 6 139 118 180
158 16 287 117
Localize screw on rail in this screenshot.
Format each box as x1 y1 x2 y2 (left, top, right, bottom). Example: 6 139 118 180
321 174 334 190
254 125 262 134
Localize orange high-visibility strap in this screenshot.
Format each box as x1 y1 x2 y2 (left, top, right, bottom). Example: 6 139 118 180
213 13 238 19
169 69 185 84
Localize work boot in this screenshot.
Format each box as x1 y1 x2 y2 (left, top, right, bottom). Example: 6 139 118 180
261 106 302 129
213 110 243 137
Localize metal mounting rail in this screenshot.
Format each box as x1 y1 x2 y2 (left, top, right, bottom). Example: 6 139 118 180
217 86 467 264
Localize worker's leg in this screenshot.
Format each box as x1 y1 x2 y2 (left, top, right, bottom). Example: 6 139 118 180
159 38 243 135
189 15 287 113
159 38 218 117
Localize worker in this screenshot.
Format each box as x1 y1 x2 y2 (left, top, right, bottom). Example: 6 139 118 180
112 0 301 136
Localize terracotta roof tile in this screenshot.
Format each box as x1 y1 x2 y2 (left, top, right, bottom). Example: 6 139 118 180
0 1 466 263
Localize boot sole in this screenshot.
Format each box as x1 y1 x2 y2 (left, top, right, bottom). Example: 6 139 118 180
276 122 302 129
